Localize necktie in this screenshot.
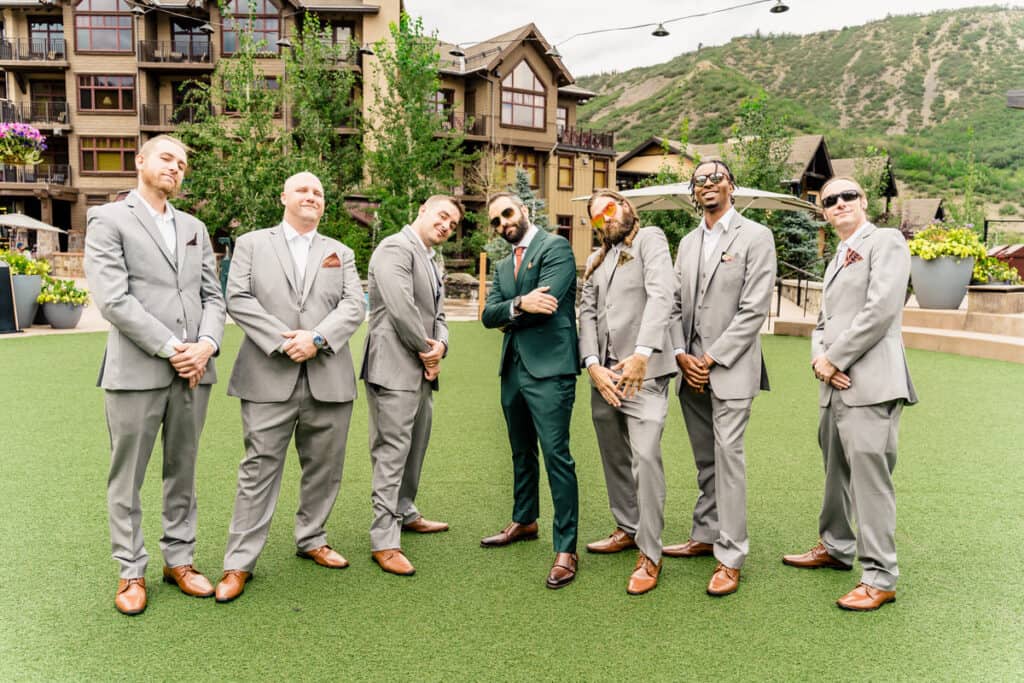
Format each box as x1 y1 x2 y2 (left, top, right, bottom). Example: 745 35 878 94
514 246 525 279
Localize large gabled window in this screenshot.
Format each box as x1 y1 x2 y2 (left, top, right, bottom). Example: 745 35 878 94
222 0 281 56
500 60 546 130
74 0 133 53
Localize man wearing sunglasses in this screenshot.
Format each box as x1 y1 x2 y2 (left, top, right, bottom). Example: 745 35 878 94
578 189 677 595
782 177 916 611
666 159 776 597
481 192 581 590
361 195 461 577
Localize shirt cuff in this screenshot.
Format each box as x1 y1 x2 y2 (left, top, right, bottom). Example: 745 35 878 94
158 336 182 358
198 335 219 354
584 355 599 368
673 348 685 357
634 346 653 357
509 301 520 318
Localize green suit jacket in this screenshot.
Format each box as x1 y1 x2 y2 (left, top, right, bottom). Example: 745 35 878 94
482 229 580 378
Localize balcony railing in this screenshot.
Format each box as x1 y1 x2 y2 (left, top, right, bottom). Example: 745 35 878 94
0 37 67 62
140 103 209 127
138 40 212 64
0 101 70 126
556 125 614 152
435 113 487 137
0 163 72 185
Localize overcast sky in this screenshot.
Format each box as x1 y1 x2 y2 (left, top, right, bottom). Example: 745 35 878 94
403 0 1024 76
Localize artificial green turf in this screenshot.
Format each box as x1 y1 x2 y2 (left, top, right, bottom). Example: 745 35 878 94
0 325 1022 681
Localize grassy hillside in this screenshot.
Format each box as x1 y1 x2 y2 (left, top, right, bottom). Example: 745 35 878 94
577 6 1024 214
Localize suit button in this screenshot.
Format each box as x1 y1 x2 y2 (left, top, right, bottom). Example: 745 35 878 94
176 318 183 324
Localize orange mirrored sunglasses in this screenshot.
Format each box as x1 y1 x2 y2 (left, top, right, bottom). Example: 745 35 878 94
590 200 619 229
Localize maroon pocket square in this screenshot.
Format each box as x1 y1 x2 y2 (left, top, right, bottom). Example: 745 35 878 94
321 253 341 268
843 249 863 267
185 233 198 246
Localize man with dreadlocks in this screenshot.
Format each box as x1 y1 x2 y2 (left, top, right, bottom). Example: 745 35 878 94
665 159 776 597
578 189 677 596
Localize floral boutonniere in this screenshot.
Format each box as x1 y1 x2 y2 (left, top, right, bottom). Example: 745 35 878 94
617 251 634 267
720 253 734 263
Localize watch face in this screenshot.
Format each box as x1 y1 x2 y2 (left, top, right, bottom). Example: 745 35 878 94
313 334 325 348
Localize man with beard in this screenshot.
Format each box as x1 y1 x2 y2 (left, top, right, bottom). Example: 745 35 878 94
578 189 677 595
360 195 461 577
665 159 776 597
85 135 226 615
215 172 365 603
480 192 581 590
782 177 915 611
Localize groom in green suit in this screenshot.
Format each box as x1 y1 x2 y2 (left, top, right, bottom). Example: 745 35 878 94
481 192 580 590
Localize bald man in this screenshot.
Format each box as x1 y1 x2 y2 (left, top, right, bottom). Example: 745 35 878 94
215 172 365 603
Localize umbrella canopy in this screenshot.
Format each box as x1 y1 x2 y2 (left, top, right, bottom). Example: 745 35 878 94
0 212 66 233
574 183 821 216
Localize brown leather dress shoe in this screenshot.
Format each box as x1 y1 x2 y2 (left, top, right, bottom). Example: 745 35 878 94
707 563 740 596
627 553 662 595
586 527 637 554
782 542 852 570
546 552 578 589
115 578 147 615
215 570 251 603
662 539 714 558
480 521 539 547
402 517 450 533
162 564 214 597
372 549 416 576
837 583 896 611
296 545 349 569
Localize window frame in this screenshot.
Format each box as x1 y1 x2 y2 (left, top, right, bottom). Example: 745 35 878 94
78 74 136 113
556 155 574 190
221 0 281 57
73 0 133 54
79 136 137 175
499 150 540 189
593 157 609 190
500 60 547 131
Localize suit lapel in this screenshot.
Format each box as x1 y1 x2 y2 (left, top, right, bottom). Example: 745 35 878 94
301 234 327 303
517 230 545 293
704 213 744 284
403 225 439 303
271 225 299 295
173 207 190 273
127 195 176 269
827 222 876 288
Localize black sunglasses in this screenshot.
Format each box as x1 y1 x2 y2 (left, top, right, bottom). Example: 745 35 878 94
822 190 861 209
691 173 728 188
489 206 515 228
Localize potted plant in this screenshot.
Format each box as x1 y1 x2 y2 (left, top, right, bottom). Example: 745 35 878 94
37 276 89 329
906 225 987 309
0 250 50 329
0 122 47 165
972 255 1023 286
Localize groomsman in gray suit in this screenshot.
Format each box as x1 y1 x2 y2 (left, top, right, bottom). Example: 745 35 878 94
579 189 677 595
783 176 916 611
360 195 461 576
666 159 776 597
215 172 365 603
85 134 226 615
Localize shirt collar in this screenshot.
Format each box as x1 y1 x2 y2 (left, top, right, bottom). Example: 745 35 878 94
700 207 737 234
282 219 316 244
132 190 173 222
840 222 870 250
407 224 435 256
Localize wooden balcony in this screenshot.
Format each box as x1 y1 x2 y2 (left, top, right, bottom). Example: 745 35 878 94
0 163 76 200
0 101 71 129
140 103 208 131
138 40 214 70
0 38 69 72
556 125 614 154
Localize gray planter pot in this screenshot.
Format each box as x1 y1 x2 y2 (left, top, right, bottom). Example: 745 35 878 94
43 302 85 329
11 274 41 330
910 255 974 309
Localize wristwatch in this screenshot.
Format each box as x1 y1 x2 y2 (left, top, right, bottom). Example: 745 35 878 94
513 295 523 313
312 332 327 350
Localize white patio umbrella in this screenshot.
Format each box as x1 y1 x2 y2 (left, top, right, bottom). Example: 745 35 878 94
0 212 66 233
574 183 822 216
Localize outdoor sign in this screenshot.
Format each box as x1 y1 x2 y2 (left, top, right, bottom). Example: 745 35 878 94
0 260 19 334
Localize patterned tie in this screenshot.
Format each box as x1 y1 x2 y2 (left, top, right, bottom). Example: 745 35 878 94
514 246 525 279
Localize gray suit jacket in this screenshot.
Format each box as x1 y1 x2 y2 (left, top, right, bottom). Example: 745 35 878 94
812 223 918 408
360 225 449 391
226 225 364 404
673 211 776 400
85 194 226 390
579 226 678 379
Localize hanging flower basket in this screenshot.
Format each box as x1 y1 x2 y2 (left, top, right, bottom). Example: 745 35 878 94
0 122 47 165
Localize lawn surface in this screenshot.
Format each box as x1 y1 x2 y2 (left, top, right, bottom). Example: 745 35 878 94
1 325 1022 681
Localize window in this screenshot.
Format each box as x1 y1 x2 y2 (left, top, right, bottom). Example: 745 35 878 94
429 89 455 127
223 77 279 115
171 19 211 61
74 0 133 53
323 21 354 60
222 0 280 56
79 75 135 111
557 155 574 190
80 136 136 174
499 151 540 188
556 214 573 244
556 106 567 135
500 60 546 130
29 17 65 57
593 158 609 189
